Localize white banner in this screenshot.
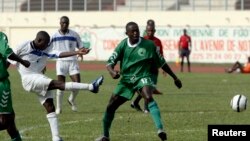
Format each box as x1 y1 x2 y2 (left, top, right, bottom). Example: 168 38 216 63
77 26 250 63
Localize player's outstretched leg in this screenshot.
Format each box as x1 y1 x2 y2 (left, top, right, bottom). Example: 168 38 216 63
90 75 104 93
63 75 104 94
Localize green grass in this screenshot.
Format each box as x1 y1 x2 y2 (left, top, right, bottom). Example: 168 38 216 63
1 63 250 141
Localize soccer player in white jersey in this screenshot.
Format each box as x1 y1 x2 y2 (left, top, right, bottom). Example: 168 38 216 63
10 31 104 141
51 16 88 114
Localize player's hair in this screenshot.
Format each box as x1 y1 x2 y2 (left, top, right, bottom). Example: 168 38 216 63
36 31 50 42
125 22 138 31
147 19 155 26
60 16 69 22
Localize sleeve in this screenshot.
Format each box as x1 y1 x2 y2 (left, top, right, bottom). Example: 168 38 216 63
156 39 164 56
8 41 29 65
153 44 166 68
75 32 83 49
46 44 61 58
0 41 13 58
107 40 124 67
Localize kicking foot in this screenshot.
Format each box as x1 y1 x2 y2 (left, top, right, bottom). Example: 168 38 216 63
95 136 110 141
90 75 104 93
55 108 62 115
68 99 77 112
158 130 167 141
130 102 143 112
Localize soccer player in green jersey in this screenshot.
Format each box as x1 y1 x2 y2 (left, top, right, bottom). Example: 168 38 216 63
0 32 30 141
95 22 182 141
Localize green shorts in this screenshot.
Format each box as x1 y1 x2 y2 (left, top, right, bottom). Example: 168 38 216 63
0 79 13 113
113 76 154 100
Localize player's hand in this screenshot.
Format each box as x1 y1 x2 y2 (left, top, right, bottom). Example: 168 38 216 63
110 70 120 79
22 60 30 68
78 48 90 55
174 78 182 89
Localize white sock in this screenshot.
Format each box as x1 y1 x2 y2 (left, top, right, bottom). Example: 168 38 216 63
65 82 92 91
56 90 64 110
68 90 79 103
46 112 61 141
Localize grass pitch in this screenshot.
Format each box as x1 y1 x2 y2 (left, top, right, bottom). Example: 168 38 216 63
1 63 250 141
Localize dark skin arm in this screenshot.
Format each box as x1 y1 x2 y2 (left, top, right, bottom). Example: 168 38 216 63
59 48 90 58
107 65 120 79
161 63 182 89
7 53 30 68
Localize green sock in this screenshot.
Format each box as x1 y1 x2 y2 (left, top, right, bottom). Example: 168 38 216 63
148 101 163 130
103 111 115 137
11 132 22 141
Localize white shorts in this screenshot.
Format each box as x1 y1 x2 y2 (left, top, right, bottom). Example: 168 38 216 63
56 60 80 76
22 74 52 96
22 74 54 105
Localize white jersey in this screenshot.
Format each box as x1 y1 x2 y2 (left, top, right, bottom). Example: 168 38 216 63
51 29 83 61
13 41 61 76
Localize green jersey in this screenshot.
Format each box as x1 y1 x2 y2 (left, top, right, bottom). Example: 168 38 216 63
0 33 13 80
0 32 14 113
107 37 166 83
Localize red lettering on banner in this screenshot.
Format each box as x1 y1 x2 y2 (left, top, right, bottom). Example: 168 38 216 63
162 40 178 50
200 40 224 51
238 40 250 51
227 40 235 51
103 40 120 50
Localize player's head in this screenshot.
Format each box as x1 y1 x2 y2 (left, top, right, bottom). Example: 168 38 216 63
147 19 155 27
146 24 155 38
34 31 50 50
60 16 70 32
0 32 8 43
125 22 140 44
183 29 187 35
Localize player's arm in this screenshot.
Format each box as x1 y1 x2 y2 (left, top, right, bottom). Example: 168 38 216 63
58 48 89 58
189 36 192 50
154 46 182 89
106 43 123 79
161 64 182 89
106 64 120 79
4 42 30 68
8 52 30 68
106 51 120 79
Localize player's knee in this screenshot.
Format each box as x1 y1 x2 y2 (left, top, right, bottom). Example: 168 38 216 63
0 115 14 130
43 99 55 113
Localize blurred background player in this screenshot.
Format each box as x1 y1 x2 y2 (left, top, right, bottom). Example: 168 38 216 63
142 19 155 36
131 23 165 113
10 31 103 141
0 32 30 141
178 29 192 72
95 22 182 141
225 56 250 73
50 16 89 114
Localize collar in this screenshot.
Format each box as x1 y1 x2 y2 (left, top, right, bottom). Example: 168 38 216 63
127 37 141 48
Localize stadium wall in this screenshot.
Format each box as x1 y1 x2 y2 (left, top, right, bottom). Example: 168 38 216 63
1 11 250 63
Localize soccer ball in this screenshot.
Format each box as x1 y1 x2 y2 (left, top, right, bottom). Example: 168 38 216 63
230 94 247 112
